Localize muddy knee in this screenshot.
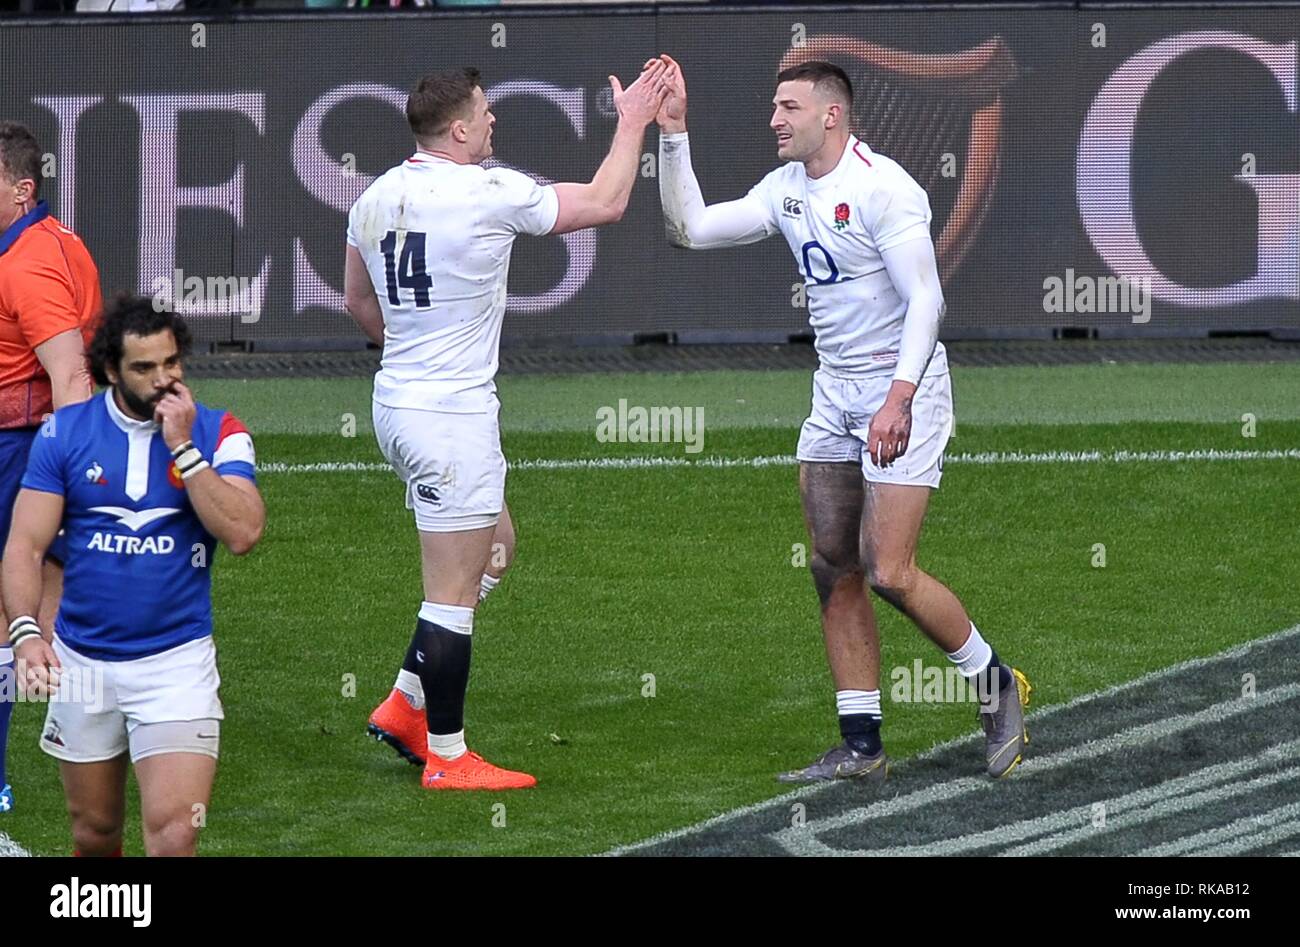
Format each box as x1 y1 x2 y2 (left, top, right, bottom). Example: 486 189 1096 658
810 553 865 608
867 562 918 610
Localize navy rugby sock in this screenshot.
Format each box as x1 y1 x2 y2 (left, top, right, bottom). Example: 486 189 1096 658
976 649 1013 700
414 603 474 737
839 715 883 756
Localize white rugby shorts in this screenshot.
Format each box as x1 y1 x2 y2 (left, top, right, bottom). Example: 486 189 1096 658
796 367 954 488
372 401 505 532
39 635 224 764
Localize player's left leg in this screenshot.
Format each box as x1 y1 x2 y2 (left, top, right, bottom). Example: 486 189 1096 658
481 502 516 601
376 501 518 765
134 745 217 857
415 525 534 790
861 483 968 650
861 482 1030 777
120 635 223 855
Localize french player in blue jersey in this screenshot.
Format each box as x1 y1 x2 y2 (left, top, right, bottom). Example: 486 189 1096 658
1 296 265 856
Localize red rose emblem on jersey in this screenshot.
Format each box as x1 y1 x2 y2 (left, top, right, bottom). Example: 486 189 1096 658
833 202 850 230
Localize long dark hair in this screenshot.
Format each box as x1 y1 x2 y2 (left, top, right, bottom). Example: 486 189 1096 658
88 294 193 387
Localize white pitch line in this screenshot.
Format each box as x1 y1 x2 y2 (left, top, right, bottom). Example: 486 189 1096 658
1001 753 1300 857
1140 799 1300 857
257 447 1300 476
0 832 32 858
773 683 1300 855
1190 815 1300 857
604 622 1300 856
804 740 1300 858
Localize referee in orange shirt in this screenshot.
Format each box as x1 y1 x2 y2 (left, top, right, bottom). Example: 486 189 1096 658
0 121 101 814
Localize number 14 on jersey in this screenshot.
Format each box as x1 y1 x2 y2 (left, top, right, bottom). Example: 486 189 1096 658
379 230 433 309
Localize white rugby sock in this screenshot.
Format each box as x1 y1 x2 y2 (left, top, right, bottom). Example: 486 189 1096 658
394 669 424 709
428 729 467 762
479 573 501 603
418 600 474 635
945 622 993 678
836 689 882 718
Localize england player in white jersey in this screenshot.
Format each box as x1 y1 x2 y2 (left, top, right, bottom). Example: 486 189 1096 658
654 56 1031 781
345 64 668 791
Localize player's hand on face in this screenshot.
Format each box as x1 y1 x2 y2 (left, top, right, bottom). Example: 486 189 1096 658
867 396 913 468
154 379 197 452
611 58 669 128
16 637 61 699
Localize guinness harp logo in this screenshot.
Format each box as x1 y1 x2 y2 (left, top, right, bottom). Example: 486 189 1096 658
779 36 1018 283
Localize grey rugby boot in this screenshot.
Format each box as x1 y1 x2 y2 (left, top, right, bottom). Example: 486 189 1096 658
776 742 889 784
979 667 1032 778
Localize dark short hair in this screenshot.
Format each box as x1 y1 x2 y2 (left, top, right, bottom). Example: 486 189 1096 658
0 122 43 198
407 67 482 141
89 295 193 387
776 61 853 110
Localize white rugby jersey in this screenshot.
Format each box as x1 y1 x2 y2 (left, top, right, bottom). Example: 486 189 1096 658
658 133 942 380
347 153 559 411
746 135 948 378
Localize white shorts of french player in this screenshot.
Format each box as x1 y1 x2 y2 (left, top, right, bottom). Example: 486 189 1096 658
796 367 955 489
39 635 224 764
372 402 506 533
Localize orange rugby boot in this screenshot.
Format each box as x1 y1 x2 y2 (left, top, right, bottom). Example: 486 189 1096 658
422 750 537 790
366 689 427 765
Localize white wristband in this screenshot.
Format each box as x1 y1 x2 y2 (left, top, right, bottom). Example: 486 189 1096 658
7 615 39 636
174 447 203 471
8 616 41 650
180 459 211 480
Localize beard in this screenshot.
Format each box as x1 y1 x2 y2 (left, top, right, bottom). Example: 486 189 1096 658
116 381 163 421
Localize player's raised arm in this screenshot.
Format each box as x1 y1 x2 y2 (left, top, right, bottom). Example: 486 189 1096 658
154 382 265 557
654 55 775 250
549 61 669 235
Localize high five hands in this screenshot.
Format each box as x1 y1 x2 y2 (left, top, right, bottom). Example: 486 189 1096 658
610 57 671 129
641 54 687 133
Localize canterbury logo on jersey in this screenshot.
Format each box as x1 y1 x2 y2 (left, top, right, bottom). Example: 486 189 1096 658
782 197 803 217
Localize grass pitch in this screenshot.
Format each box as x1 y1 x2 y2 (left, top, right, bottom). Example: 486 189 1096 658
3 360 1298 855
